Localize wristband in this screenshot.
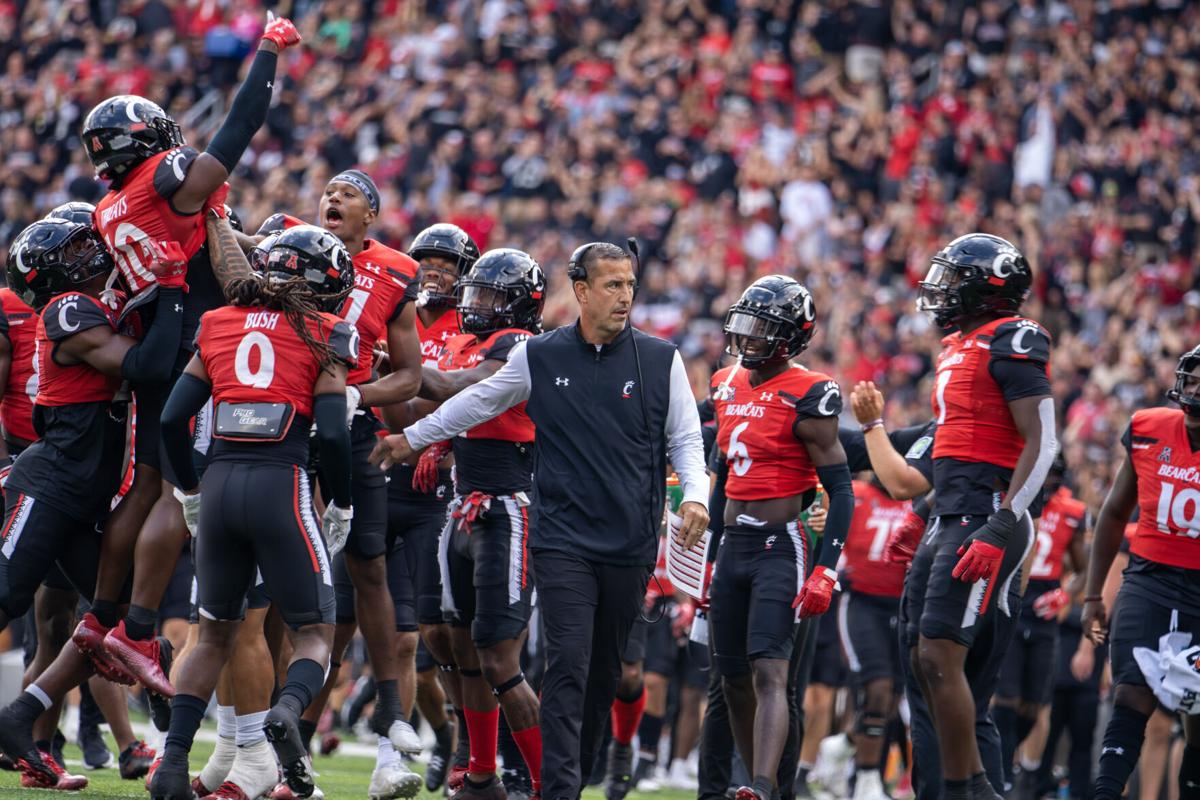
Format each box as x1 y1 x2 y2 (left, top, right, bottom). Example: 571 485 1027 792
861 419 884 433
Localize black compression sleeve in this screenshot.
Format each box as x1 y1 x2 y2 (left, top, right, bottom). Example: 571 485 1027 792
313 393 352 508
161 373 211 491
206 49 279 172
815 462 854 571
121 287 183 383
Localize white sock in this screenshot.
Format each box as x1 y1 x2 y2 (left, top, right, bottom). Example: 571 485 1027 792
216 705 236 740
236 711 269 747
198 732 236 792
225 740 279 798
376 735 400 768
1019 755 1041 772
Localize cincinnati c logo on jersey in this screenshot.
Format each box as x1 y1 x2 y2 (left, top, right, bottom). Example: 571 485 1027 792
622 380 635 398
1009 319 1043 354
817 381 840 416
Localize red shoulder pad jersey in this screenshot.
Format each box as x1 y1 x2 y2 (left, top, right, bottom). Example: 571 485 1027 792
0 289 39 442
94 147 208 296
1029 486 1087 580
931 315 1052 469
418 310 461 366
837 481 910 598
437 329 534 442
36 293 129 405
340 240 419 386
1128 407 1200 568
711 364 842 501
195 306 358 418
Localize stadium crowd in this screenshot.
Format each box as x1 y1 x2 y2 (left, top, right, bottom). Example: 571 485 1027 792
0 0 1199 799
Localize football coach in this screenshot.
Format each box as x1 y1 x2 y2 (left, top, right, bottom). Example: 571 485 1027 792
370 242 709 800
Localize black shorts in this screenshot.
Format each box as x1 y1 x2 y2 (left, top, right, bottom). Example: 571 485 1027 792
996 606 1059 704
160 542 194 622
0 492 117 616
644 600 707 690
810 608 848 687
838 590 902 688
1109 579 1200 689
195 460 334 628
138 351 204 479
905 513 1034 648
188 569 270 625
441 493 534 649
343 418 390 560
332 537 420 630
709 522 806 677
388 466 451 626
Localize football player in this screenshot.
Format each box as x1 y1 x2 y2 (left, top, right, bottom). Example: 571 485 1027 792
78 11 303 696
835 476 911 800
992 456 1088 794
150 225 357 800
911 233 1054 800
1083 344 1200 799
259 171 426 799
377 223 480 794
0 219 186 789
707 275 854 800
399 249 545 800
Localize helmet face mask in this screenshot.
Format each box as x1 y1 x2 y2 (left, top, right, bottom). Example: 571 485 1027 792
263 225 353 313
1168 348 1200 417
454 248 545 336
722 275 816 369
917 260 967 328
7 220 114 311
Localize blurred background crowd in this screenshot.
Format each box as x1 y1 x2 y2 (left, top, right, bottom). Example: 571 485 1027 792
2 0 1199 513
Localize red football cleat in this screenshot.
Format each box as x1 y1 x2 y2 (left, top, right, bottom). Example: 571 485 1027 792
193 775 214 797
204 780 252 799
448 764 469 793
21 749 88 790
71 613 136 685
104 621 175 697
144 755 162 790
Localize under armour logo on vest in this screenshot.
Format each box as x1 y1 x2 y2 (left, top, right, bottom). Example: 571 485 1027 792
555 377 569 386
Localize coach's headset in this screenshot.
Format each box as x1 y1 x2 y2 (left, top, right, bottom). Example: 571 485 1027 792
569 240 670 623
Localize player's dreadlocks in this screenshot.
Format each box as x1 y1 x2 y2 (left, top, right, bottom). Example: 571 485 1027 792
224 276 345 373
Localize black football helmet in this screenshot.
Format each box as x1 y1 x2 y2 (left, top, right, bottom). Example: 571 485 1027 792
1168 344 1200 417
46 201 97 226
917 233 1032 329
250 232 283 272
81 95 184 180
457 248 545 335
410 223 480 308
723 275 816 368
262 225 354 313
6 218 114 310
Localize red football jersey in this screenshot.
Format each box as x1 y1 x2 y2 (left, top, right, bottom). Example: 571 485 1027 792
437 330 534 442
1129 407 1200 568
93 147 209 295
35 293 129 406
0 289 39 442
1029 486 1087 580
838 481 910 598
340 240 418 386
711 364 841 501
931 316 1051 469
417 309 461 366
195 306 358 418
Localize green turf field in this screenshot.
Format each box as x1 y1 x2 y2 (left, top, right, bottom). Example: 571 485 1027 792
0 732 700 800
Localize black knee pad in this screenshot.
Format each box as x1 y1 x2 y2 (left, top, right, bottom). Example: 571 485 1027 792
491 672 525 698
855 711 888 739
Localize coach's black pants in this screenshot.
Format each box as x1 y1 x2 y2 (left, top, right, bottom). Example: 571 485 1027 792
532 549 649 800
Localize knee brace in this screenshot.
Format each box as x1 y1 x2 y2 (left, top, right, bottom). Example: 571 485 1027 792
855 711 888 739
491 673 526 698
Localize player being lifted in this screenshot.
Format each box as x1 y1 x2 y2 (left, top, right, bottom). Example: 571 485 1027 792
911 233 1055 800
707 275 854 800
75 10 303 696
1083 344 1200 799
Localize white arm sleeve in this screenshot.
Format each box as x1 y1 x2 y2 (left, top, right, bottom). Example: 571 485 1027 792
405 340 532 449
1008 396 1058 518
664 350 708 508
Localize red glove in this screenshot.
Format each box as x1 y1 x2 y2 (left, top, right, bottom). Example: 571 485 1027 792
203 183 230 218
148 240 189 290
953 509 1017 583
885 510 926 566
794 567 839 618
1033 587 1071 620
412 441 451 494
261 11 301 50
451 491 491 534
672 601 696 640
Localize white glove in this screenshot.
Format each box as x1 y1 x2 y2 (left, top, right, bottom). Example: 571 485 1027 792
173 487 202 536
322 503 354 557
345 385 362 426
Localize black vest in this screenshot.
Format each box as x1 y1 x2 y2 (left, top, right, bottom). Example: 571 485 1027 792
524 322 676 566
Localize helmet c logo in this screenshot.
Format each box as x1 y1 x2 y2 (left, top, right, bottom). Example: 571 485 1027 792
992 252 1016 279
124 101 143 122
13 247 30 274
801 292 815 322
